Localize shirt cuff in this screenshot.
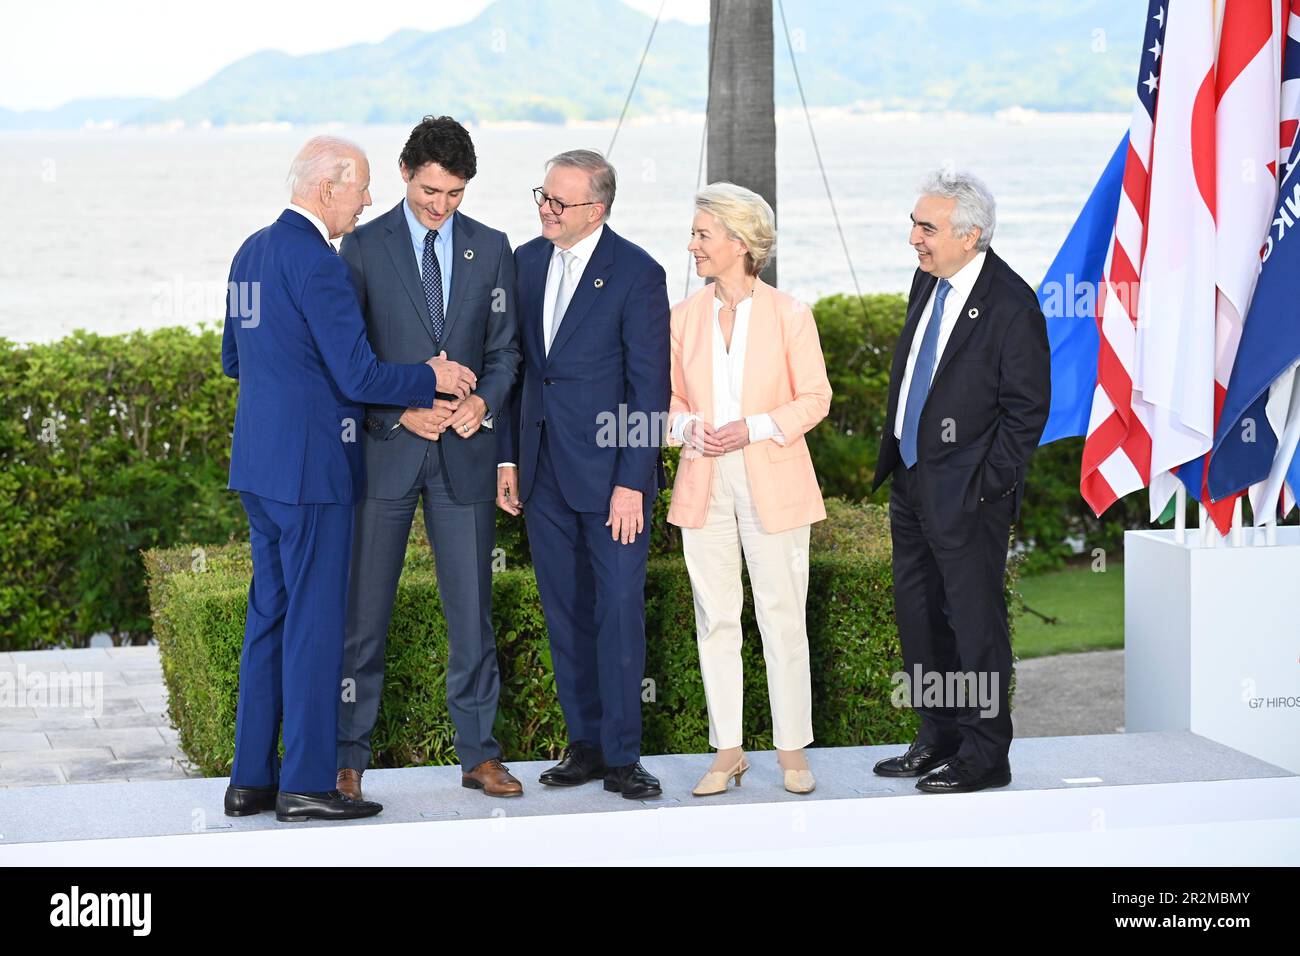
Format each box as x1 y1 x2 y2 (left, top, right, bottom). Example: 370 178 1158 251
671 412 701 443
745 413 784 445
481 414 494 430
498 462 517 468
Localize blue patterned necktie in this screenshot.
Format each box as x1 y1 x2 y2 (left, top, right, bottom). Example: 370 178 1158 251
899 278 952 468
422 228 444 342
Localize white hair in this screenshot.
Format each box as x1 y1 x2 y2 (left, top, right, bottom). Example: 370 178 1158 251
918 167 996 251
287 135 365 200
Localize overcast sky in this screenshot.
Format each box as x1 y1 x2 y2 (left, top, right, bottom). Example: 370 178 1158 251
1 0 711 111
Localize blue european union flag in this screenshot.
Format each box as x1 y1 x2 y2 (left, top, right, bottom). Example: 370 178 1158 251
1037 134 1128 445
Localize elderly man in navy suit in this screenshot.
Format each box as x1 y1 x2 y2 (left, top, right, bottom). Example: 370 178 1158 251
220 135 477 822
335 116 522 801
497 150 670 800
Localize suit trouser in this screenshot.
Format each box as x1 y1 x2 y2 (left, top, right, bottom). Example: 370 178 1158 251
888 461 1014 771
524 430 653 767
231 492 353 794
337 442 502 772
680 450 814 751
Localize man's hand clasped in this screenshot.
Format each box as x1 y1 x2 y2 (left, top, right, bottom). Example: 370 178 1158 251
426 349 477 398
405 352 486 440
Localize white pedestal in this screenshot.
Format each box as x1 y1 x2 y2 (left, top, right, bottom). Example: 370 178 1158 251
1125 528 1300 773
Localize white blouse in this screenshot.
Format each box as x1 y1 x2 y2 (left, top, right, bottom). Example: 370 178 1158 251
671 296 785 447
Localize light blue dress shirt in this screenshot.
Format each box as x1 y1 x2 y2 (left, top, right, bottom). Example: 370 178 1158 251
400 199 493 425
403 199 453 314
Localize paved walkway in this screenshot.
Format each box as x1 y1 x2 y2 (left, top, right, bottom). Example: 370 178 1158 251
0 645 1125 790
0 647 197 788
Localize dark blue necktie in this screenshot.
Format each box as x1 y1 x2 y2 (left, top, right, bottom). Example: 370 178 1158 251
422 229 444 342
899 278 952 468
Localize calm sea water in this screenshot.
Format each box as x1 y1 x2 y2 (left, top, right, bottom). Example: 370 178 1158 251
0 113 1126 344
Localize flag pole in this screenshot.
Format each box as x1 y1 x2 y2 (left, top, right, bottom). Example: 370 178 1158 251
1198 504 1217 548
1230 497 1243 547
1175 484 1187 544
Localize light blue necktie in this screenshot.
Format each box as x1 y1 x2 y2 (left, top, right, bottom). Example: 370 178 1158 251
899 278 952 468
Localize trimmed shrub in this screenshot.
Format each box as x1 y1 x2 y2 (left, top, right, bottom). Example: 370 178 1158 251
146 499 1022 772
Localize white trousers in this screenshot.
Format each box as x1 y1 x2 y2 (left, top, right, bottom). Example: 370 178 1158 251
680 450 814 751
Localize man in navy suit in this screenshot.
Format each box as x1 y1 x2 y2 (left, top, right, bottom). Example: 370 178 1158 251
220 135 477 822
497 150 670 799
336 116 523 800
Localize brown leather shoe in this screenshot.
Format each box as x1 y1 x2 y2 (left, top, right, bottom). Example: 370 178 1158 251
336 768 364 801
462 758 523 797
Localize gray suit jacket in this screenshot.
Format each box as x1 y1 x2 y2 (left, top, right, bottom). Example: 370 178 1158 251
340 202 521 502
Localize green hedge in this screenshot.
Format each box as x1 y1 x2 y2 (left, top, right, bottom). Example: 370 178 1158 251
0 328 245 648
6 296 1177 648
145 500 1021 772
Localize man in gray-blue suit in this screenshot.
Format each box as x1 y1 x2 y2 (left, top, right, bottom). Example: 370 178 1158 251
336 116 523 798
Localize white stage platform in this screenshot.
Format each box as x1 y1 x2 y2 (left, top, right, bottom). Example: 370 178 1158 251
1 732 1296 865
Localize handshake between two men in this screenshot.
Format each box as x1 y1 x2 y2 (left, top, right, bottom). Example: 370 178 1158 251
411 350 484 441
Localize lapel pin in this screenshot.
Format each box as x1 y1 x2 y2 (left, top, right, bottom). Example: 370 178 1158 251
463 249 474 260
594 278 605 288
968 307 979 318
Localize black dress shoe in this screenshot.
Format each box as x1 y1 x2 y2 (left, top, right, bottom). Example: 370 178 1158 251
603 762 662 800
274 789 383 822
539 744 606 787
224 784 278 816
873 740 959 778
915 758 1012 794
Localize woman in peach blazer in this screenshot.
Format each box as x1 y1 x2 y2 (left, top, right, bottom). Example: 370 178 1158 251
666 182 832 796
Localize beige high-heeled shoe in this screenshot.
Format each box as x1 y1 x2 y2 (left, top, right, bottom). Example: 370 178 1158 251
783 768 816 794
692 755 750 796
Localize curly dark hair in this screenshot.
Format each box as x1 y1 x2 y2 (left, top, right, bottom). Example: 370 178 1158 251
399 115 477 180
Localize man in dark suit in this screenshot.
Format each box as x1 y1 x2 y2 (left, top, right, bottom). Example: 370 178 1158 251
221 135 476 822
496 149 670 799
336 117 522 799
870 169 1050 794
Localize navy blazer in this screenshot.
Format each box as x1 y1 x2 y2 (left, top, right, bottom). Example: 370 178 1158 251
222 209 439 506
500 226 670 512
339 203 520 502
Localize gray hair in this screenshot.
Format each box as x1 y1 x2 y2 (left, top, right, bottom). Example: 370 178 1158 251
918 167 996 251
287 135 365 200
694 181 776 276
546 149 616 218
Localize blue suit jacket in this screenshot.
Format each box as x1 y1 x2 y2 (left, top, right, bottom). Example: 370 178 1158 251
500 226 670 512
222 209 440 505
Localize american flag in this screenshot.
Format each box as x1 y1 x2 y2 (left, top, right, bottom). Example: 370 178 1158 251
1080 0 1168 515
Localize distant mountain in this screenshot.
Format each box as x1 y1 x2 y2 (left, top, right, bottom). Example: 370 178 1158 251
3 0 1145 130
0 97 162 130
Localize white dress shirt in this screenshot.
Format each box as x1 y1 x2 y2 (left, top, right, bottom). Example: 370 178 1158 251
893 250 986 440
671 295 785 447
288 202 336 251
499 225 606 469
543 224 604 355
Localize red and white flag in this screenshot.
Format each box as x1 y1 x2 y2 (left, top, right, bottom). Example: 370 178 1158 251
1135 0 1218 522
1192 0 1283 534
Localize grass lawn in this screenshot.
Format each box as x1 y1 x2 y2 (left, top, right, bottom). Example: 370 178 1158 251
1012 562 1124 660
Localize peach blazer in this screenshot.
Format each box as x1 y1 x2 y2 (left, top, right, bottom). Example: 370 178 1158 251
666 278 832 533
